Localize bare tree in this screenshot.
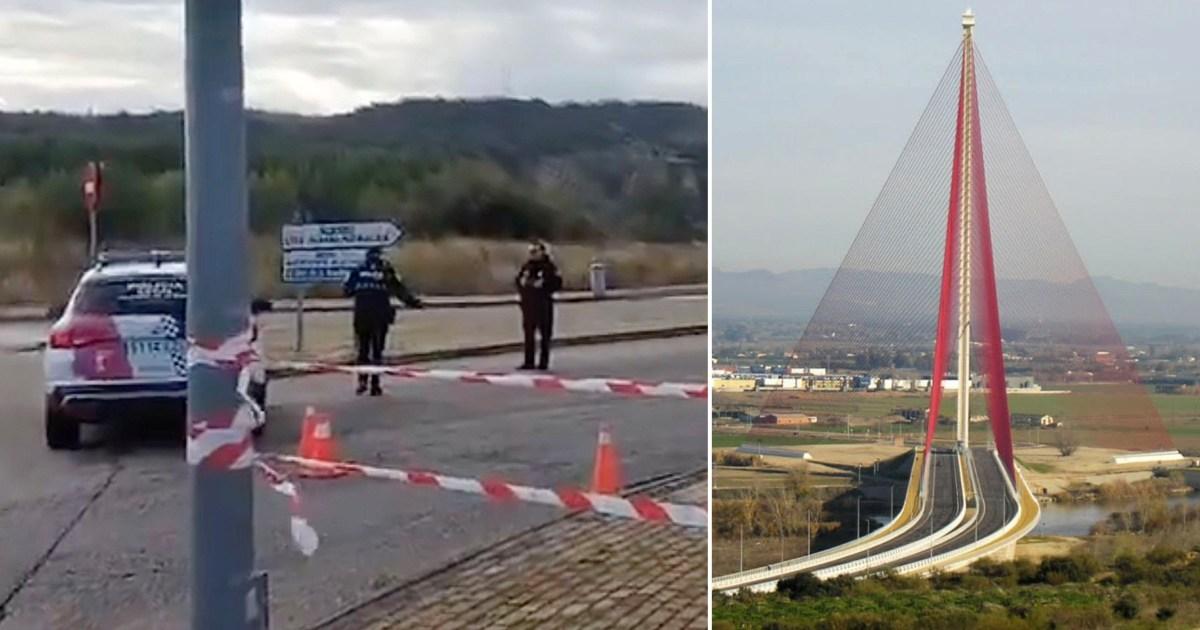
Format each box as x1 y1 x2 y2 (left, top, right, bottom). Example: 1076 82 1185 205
763 490 796 562
712 499 741 538
784 465 811 503
735 490 759 536
1055 428 1079 457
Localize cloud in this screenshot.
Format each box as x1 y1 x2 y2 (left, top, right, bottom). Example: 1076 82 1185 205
713 0 1200 290
0 0 707 114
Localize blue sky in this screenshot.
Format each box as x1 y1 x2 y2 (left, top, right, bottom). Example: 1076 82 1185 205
714 1 1200 289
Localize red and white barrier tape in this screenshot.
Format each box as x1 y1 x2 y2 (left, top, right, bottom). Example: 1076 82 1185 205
188 325 318 556
255 459 320 556
186 325 262 469
266 453 708 529
276 362 707 400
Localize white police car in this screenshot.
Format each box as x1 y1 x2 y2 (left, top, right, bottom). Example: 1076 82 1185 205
42 251 268 449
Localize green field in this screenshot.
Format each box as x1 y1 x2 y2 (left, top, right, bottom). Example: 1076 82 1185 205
711 433 850 449
718 385 1200 450
723 386 1200 419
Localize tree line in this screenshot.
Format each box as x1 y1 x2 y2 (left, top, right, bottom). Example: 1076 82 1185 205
0 99 707 251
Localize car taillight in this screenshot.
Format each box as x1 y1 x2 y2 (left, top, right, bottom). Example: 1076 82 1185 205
48 318 119 349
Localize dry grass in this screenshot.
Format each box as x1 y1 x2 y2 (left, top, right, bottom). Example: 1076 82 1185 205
0 239 89 305
0 237 707 304
1014 536 1087 564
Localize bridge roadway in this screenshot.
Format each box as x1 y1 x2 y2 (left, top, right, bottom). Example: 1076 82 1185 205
812 450 964 574
903 447 1019 568
756 450 963 579
836 446 1019 575
718 446 1030 591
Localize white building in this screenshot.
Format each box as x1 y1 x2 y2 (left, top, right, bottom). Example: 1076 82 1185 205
1112 451 1185 465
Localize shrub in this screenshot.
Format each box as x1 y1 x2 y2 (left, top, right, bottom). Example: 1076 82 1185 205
959 574 994 591
1113 553 1160 585
1113 592 1140 620
1145 546 1184 566
1031 603 1112 629
822 612 905 630
1055 429 1079 456
716 452 756 467
1036 552 1099 584
777 573 848 600
1012 558 1041 585
1156 606 1176 621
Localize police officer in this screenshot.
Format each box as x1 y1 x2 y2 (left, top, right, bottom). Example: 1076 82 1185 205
515 240 562 370
344 247 423 395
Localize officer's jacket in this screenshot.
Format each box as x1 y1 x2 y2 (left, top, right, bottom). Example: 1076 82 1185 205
515 258 563 307
344 259 419 327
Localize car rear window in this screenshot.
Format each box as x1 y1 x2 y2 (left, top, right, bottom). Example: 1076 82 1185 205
72 276 187 318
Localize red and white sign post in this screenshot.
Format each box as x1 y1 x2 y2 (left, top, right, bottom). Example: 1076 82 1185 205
82 161 104 261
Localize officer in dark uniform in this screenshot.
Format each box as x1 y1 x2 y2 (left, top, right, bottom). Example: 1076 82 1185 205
515 240 562 370
344 247 423 395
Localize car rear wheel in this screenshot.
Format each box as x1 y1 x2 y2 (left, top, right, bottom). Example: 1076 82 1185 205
45 405 80 450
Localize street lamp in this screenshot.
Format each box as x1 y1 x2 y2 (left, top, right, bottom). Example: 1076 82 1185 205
806 510 812 556
856 495 861 539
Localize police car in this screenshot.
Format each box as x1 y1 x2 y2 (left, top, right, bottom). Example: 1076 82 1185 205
42 251 268 449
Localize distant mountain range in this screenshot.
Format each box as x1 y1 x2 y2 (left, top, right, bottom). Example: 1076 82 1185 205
0 99 707 165
714 268 1200 331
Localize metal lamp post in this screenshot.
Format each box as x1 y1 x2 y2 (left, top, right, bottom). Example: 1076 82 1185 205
185 1 257 628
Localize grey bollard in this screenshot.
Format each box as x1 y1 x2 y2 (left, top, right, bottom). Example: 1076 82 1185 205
589 262 607 299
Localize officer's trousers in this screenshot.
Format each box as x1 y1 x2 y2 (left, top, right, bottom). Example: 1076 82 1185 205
521 301 554 368
355 325 388 388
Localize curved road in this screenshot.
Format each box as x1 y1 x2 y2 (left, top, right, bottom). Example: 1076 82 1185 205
728 450 963 587
907 447 1018 565
729 446 1022 588
804 450 962 573
838 446 1017 575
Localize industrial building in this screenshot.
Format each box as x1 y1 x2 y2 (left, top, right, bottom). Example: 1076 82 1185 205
712 378 757 393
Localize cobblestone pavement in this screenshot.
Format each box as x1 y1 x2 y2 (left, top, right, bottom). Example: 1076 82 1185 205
315 473 708 630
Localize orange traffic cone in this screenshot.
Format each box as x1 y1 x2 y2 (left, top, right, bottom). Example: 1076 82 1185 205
590 424 623 494
297 406 339 463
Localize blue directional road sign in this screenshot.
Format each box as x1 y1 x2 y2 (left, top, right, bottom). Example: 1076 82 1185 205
281 248 368 284
281 222 403 251
280 221 405 285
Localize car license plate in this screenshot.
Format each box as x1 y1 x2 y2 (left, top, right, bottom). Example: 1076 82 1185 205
125 338 183 356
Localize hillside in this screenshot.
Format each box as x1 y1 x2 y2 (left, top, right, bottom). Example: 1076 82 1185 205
715 268 1200 334
0 98 707 247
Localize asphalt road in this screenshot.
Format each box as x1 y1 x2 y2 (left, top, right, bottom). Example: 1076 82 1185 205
0 321 44 352
914 447 1018 562
825 447 1015 576
801 450 963 574
0 336 705 629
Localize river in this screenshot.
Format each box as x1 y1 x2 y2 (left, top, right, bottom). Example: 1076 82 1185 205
1036 493 1200 537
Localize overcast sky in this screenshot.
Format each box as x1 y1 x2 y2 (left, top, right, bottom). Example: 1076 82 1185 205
0 0 707 114
714 1 1200 290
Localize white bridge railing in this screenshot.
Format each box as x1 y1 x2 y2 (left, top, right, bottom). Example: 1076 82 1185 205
892 450 1040 576
713 450 928 593
810 450 971 580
